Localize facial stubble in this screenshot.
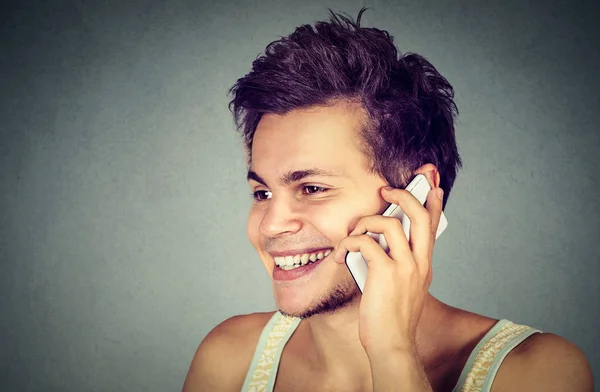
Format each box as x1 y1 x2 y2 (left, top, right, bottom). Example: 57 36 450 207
279 279 359 319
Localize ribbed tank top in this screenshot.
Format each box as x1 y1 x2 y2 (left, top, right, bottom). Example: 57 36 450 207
241 312 540 392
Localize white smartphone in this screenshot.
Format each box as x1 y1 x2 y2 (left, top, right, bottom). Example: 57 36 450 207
345 174 448 292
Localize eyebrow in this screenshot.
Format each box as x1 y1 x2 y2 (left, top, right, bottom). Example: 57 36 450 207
247 168 345 186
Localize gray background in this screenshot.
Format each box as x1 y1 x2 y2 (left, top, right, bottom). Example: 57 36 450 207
1 0 599 390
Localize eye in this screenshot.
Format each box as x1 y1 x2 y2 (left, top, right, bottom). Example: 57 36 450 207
302 185 328 195
252 190 272 201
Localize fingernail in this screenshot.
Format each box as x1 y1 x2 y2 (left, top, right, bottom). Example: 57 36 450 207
436 188 444 200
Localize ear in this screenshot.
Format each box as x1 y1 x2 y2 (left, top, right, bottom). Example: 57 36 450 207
414 163 440 189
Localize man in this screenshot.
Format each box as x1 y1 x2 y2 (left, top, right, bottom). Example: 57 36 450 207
183 10 593 391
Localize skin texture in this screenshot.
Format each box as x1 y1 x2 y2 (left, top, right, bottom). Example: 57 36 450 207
247 103 388 318
183 102 594 392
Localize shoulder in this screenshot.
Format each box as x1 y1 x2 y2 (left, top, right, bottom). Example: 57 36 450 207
492 331 594 392
182 311 276 392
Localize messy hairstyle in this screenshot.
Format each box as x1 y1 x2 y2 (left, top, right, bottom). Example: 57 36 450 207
229 9 462 208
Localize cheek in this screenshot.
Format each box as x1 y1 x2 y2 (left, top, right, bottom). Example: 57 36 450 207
308 195 386 236
304 202 364 239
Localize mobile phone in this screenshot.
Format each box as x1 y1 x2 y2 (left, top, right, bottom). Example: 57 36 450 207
345 174 448 293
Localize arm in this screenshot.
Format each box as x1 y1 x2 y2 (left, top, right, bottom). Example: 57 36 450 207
182 318 244 392
368 347 432 392
183 313 270 392
493 333 594 392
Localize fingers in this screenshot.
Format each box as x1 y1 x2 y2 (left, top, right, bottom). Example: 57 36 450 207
333 185 444 277
348 214 411 262
381 187 432 263
333 233 392 269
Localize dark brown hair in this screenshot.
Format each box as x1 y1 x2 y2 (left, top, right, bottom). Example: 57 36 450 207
229 9 462 208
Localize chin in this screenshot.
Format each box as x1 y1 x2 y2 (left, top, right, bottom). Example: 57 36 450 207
274 278 359 319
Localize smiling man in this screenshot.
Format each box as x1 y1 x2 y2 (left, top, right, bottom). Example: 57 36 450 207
183 10 593 392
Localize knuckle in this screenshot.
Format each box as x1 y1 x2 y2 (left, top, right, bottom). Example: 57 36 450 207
388 216 403 231
396 189 411 202
393 188 410 202
339 235 353 247
399 189 411 197
353 215 377 233
400 261 417 275
425 213 433 226
358 234 375 245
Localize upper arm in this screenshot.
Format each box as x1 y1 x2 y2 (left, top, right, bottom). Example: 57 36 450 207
182 313 272 392
182 318 245 392
493 333 594 392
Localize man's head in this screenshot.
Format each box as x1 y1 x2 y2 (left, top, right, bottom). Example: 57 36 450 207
229 10 461 317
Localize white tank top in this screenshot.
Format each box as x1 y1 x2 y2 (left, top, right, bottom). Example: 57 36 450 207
241 312 541 392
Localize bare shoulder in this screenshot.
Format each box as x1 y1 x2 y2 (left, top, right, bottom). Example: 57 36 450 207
493 332 594 392
182 311 276 392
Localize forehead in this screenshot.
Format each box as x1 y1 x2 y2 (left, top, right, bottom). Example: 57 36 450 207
250 103 370 176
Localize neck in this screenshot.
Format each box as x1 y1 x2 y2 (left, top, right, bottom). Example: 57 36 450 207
303 295 371 382
302 294 456 374
414 295 460 368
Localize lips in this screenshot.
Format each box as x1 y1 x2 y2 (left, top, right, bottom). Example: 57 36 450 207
271 248 333 281
273 249 332 270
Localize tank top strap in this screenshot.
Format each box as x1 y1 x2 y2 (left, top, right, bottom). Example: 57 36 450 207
453 319 542 392
241 311 302 392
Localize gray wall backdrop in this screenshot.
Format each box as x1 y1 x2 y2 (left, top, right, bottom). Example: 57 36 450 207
1 0 599 390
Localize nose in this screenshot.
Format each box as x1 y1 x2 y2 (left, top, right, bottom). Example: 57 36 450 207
259 196 302 238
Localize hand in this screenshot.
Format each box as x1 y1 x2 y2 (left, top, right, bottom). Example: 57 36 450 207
333 184 444 355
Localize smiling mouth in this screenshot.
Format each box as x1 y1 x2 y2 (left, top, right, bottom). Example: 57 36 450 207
273 249 333 270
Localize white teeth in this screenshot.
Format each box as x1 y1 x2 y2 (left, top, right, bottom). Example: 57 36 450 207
285 255 293 267
273 249 333 269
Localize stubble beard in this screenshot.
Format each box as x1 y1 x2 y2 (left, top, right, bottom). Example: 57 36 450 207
279 279 359 319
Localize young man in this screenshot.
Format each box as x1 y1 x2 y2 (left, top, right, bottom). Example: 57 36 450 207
183 10 593 392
